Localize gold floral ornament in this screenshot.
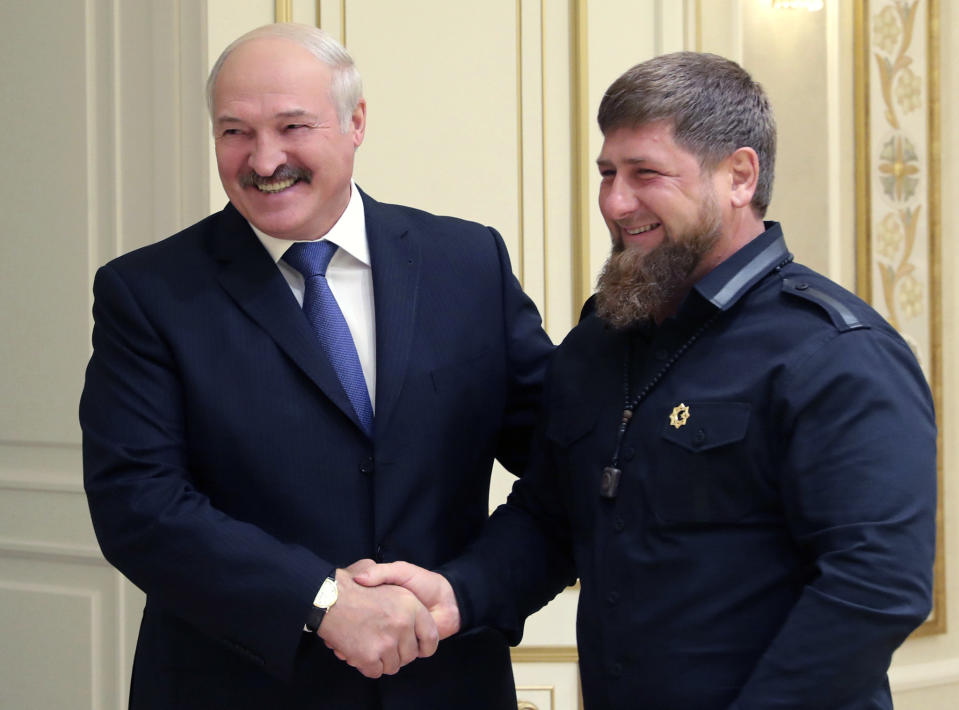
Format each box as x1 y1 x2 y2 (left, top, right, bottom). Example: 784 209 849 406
873 0 920 129
873 4 901 53
895 67 922 113
876 206 922 330
898 273 924 319
669 403 690 429
878 134 920 202
876 212 904 259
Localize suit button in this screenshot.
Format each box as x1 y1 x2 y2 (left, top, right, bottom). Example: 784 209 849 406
655 349 669 361
375 545 384 562
610 662 623 678
613 517 625 532
622 446 635 461
693 429 706 447
607 591 620 605
359 457 374 475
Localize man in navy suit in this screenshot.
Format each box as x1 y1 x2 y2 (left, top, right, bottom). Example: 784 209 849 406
80 23 553 709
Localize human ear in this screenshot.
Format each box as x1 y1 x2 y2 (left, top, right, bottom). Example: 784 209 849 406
351 99 367 148
727 147 759 209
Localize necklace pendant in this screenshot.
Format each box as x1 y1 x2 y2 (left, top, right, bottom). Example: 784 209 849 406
600 466 622 499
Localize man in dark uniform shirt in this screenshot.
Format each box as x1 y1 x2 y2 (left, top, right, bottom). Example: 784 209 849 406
359 52 937 709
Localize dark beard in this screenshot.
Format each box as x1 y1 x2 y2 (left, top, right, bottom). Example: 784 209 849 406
594 211 721 329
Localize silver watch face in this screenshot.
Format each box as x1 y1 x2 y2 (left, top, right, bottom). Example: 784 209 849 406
316 577 338 608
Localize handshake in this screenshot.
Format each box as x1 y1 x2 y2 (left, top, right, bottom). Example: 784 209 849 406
315 560 461 679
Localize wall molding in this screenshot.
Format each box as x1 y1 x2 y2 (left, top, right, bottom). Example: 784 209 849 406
854 0 944 636
0 476 84 494
274 0 293 22
0 538 104 563
511 645 579 664
570 0 590 315
890 658 959 692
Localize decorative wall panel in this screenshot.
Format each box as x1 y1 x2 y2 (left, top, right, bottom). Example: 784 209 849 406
855 0 943 635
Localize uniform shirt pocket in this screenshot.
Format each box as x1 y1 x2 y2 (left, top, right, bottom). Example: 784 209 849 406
652 401 756 524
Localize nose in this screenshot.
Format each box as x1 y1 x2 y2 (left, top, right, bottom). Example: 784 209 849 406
600 177 639 221
248 133 286 177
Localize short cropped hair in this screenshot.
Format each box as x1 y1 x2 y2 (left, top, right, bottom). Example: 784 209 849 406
206 23 363 133
598 52 776 216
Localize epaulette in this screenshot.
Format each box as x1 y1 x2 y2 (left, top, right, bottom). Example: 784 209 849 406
781 277 868 332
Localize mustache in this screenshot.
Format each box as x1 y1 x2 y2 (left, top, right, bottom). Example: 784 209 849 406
239 164 312 188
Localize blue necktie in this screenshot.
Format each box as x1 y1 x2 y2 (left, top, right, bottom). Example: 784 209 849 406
284 240 374 436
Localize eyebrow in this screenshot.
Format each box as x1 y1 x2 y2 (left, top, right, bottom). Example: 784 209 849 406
274 109 316 121
214 109 318 125
596 156 651 167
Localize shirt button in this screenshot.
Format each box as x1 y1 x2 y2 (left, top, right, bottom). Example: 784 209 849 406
613 517 625 532
610 662 623 678
607 591 620 605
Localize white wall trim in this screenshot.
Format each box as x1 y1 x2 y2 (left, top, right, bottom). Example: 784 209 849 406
0 476 85 494
0 538 104 563
890 658 959 692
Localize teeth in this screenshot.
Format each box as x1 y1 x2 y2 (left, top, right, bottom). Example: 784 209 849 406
255 178 296 193
625 223 659 235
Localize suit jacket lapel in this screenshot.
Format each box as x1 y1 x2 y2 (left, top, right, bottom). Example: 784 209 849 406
208 204 364 431
363 191 421 435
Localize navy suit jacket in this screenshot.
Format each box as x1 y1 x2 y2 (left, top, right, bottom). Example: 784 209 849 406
80 191 553 709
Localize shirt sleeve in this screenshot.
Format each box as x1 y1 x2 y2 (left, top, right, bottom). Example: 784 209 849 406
729 326 937 709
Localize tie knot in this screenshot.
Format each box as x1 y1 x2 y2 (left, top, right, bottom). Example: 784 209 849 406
284 240 338 278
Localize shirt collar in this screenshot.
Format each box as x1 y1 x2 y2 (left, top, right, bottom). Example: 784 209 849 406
249 180 370 266
693 222 791 311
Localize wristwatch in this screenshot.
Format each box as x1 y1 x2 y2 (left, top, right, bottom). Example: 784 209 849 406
304 574 338 633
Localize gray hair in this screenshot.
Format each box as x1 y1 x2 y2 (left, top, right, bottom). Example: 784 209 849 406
598 52 776 216
206 23 363 132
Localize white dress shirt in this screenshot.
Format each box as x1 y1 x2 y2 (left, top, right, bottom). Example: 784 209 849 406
250 182 377 409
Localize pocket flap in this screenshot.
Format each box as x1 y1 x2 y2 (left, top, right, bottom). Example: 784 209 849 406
660 401 750 452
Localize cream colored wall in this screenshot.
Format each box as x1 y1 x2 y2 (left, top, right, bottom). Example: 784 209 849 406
699 1 856 281
742 4 836 276
0 2 207 707
0 0 955 708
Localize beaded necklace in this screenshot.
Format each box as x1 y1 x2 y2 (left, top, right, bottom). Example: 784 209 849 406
599 311 722 499
599 248 794 499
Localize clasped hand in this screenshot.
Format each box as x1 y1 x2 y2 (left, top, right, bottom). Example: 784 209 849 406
316 559 460 678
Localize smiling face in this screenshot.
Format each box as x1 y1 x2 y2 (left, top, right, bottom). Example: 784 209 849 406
594 120 734 325
597 120 728 264
212 36 365 241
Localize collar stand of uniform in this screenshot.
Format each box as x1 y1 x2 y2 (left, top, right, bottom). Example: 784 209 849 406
695 222 791 311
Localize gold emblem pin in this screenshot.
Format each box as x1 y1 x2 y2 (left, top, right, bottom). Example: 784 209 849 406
669 403 690 429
